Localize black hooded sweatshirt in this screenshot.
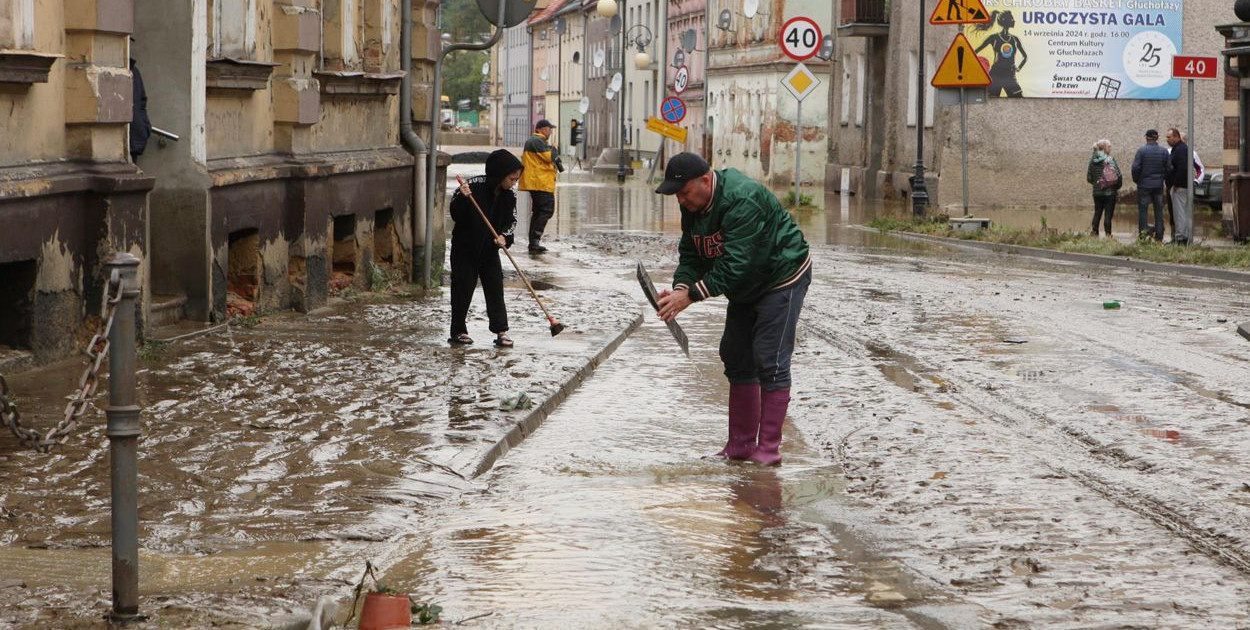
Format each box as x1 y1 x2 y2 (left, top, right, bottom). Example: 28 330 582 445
450 151 522 252
450 149 523 252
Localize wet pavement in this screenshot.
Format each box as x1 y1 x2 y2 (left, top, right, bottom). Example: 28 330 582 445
2 168 1250 628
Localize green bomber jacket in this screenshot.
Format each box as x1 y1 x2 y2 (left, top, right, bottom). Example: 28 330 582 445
673 168 811 303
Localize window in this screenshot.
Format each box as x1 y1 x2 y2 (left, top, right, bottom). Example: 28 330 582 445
854 53 865 127
0 0 34 49
906 50 936 129
323 0 363 70
840 54 851 126
211 0 257 58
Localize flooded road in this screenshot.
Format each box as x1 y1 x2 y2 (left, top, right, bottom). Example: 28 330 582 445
2 168 1250 627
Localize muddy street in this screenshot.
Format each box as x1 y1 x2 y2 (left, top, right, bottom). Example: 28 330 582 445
2 172 1250 628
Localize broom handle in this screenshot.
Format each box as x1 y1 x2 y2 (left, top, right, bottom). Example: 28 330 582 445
455 176 558 323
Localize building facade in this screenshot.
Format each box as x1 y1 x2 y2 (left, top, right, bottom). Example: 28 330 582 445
666 0 706 156
705 0 832 187
0 0 445 369
502 23 531 145
830 0 1229 209
0 0 153 371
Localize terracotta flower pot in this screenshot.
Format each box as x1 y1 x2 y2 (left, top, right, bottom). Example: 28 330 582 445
358 592 412 630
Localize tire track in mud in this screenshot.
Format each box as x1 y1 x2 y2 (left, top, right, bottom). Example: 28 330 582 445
798 253 1250 580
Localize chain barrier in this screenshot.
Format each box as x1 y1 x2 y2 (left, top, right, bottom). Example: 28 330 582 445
1 270 123 453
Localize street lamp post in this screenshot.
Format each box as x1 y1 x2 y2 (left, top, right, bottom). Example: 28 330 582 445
911 0 929 215
597 0 650 185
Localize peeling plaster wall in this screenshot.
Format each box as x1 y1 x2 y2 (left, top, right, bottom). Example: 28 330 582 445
705 0 832 186
310 97 399 150
206 91 274 159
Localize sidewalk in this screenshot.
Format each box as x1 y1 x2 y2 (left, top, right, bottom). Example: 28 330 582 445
0 256 640 628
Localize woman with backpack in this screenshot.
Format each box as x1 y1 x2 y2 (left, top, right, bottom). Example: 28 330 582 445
1087 139 1122 237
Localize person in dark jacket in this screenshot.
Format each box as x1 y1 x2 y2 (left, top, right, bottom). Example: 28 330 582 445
1165 128 1192 245
655 153 812 467
448 149 524 347
129 58 152 163
1131 129 1169 241
1086 139 1122 237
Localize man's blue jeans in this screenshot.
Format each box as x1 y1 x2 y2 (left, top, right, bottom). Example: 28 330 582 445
1138 187 1164 240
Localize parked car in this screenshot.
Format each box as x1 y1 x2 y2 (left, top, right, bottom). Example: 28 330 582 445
1194 170 1223 211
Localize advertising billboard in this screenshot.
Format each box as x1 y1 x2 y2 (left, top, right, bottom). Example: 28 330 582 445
964 1 1183 100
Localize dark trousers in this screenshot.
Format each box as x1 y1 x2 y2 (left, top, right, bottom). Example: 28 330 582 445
1092 195 1116 235
528 191 554 243
1137 187 1165 240
449 245 508 337
719 269 811 391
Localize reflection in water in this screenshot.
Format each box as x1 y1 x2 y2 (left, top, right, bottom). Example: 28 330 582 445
381 314 925 629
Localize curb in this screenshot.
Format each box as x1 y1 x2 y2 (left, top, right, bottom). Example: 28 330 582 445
456 310 644 479
862 227 1250 285
1240 322 1250 342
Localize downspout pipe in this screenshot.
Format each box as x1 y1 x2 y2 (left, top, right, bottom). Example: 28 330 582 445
424 0 509 289
400 0 429 284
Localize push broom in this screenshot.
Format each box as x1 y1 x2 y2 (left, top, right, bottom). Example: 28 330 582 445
454 175 566 336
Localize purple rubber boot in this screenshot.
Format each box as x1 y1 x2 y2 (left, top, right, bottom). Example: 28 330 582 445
715 383 760 460
748 388 790 466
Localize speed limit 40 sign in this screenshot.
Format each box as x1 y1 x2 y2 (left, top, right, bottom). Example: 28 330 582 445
780 17 822 61
1172 55 1218 80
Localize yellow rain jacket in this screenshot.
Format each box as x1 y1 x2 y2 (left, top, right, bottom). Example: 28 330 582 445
519 133 558 193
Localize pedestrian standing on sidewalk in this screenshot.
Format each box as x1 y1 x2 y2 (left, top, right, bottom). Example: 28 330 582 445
519 119 563 253
654 153 812 466
1086 139 1121 237
1131 129 1169 241
1166 128 1194 245
448 149 524 347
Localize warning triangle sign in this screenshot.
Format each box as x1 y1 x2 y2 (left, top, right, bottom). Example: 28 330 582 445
929 0 991 25
931 34 992 88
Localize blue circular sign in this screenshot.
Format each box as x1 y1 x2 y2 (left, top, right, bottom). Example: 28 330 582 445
660 96 686 124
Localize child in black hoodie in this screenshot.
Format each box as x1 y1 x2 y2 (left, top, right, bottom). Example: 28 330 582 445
448 149 524 346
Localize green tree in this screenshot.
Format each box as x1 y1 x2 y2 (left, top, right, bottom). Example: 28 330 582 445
444 50 488 111
441 0 491 42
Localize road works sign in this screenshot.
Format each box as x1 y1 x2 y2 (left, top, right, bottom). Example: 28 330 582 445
781 62 820 102
929 0 990 25
1172 55 1218 80
646 117 687 143
931 33 991 88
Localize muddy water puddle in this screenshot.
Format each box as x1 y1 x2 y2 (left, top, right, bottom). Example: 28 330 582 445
377 307 965 629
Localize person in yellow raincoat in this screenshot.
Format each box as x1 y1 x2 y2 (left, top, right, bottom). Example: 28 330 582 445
518 119 562 253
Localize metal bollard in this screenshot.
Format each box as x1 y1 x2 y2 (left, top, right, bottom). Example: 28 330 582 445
104 253 143 623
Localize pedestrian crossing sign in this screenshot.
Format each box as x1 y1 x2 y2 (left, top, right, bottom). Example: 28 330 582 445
931 34 992 88
929 0 991 25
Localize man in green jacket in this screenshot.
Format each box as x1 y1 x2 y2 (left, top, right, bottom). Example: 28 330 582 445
655 153 812 466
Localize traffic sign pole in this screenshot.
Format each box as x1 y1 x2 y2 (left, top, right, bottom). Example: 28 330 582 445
1172 55 1218 242
1188 77 1195 238
961 87 969 216
795 98 802 206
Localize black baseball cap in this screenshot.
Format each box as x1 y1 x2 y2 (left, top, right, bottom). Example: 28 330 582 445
655 152 710 195
1145 129 1159 139
535 119 554 130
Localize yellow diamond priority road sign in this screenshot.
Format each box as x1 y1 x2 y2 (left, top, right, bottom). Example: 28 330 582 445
782 62 820 102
